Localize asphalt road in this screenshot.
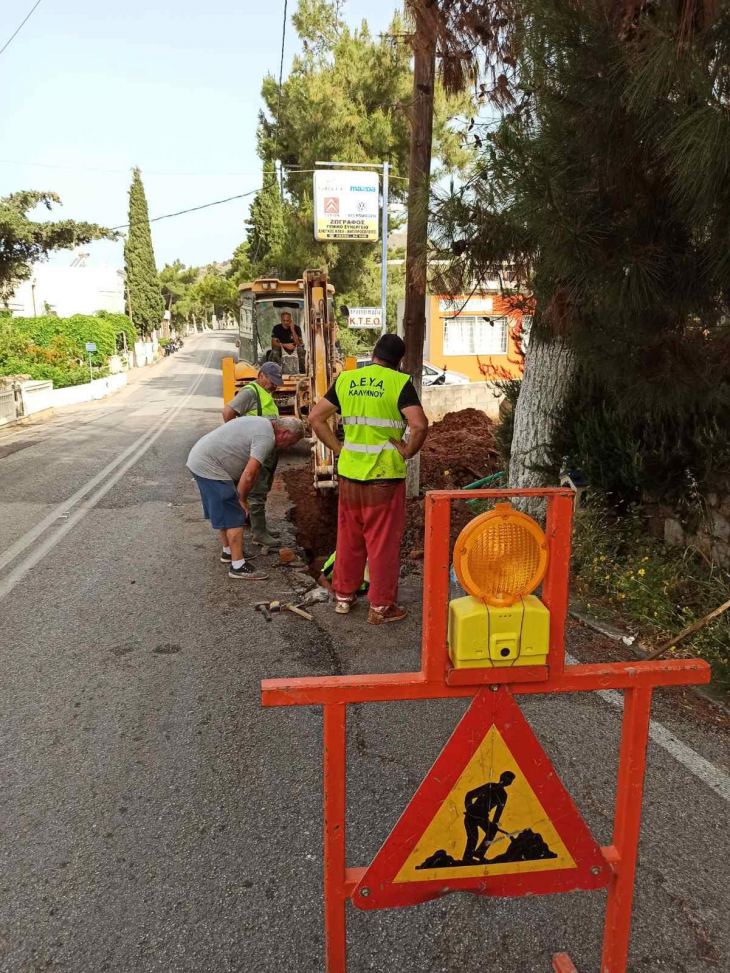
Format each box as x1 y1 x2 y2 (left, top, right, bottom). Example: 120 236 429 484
1 332 728 973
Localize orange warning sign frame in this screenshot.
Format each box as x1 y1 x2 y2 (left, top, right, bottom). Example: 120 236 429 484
261 488 711 973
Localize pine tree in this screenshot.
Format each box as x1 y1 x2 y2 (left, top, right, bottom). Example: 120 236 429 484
433 1 730 498
124 168 163 336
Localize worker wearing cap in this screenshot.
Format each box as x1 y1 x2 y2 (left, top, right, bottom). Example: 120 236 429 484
222 361 282 422
221 362 283 548
309 334 429 625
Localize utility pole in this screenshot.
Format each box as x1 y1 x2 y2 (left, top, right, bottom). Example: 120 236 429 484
402 0 436 498
380 160 389 335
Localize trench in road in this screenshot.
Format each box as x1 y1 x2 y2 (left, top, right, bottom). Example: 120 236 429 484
0 343 216 602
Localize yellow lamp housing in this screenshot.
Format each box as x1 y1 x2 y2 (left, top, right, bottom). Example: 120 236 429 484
449 503 551 670
448 595 550 668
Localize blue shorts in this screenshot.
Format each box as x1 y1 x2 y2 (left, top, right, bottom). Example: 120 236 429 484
192 473 246 530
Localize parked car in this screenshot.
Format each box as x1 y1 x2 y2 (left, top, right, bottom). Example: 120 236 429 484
355 356 469 386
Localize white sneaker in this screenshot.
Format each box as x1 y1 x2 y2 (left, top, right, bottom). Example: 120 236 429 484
335 596 356 615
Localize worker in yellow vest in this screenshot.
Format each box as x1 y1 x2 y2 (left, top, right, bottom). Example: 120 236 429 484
309 334 429 625
222 361 282 548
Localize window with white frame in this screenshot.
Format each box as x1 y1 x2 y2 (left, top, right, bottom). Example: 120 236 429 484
443 315 509 356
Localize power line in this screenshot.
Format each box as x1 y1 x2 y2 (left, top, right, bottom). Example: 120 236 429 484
111 189 260 231
0 159 314 177
0 0 43 57
0 159 327 178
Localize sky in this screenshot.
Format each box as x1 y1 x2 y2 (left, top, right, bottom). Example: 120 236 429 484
0 0 403 271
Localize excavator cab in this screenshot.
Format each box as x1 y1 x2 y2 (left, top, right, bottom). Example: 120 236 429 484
222 278 315 414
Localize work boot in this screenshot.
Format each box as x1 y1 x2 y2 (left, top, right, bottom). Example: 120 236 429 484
368 604 408 625
249 506 279 548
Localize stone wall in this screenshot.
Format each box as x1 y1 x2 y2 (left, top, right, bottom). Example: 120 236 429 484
421 381 504 422
648 480 730 566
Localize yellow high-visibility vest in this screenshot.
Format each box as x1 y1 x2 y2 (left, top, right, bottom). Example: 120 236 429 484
335 364 409 481
244 383 279 417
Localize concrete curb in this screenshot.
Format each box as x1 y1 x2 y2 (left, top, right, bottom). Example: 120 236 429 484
0 407 55 433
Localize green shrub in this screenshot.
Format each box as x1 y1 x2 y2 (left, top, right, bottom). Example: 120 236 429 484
9 313 136 366
337 325 369 357
0 312 131 387
554 363 730 506
572 498 730 695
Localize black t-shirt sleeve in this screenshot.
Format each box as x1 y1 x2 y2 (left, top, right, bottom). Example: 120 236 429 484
323 381 340 411
397 379 422 412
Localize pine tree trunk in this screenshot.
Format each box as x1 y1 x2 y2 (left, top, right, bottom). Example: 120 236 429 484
403 0 436 499
508 334 576 510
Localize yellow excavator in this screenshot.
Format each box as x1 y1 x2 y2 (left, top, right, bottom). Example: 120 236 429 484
221 270 350 489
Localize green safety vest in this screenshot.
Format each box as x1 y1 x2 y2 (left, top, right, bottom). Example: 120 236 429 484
244 382 279 418
322 551 370 592
335 364 409 481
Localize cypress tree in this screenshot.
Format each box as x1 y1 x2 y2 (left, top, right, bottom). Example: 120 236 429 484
124 168 163 336
246 166 285 275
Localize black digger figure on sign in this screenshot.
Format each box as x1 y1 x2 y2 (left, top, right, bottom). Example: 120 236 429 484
463 770 516 863
415 768 559 871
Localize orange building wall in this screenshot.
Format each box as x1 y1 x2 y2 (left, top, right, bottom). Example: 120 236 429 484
427 294 527 383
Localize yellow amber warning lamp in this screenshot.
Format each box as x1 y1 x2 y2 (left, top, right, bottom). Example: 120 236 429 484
449 503 551 669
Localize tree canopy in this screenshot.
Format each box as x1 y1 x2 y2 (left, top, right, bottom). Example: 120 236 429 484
0 191 116 303
242 0 473 323
432 0 730 496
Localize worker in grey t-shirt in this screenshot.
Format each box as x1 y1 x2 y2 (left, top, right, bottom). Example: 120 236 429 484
186 416 304 580
187 416 276 483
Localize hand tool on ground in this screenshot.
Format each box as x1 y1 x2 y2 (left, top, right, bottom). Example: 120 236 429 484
285 603 313 620
255 601 272 622
254 600 313 621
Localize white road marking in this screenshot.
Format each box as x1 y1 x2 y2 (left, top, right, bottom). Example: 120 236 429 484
0 346 215 602
0 422 161 574
566 654 730 803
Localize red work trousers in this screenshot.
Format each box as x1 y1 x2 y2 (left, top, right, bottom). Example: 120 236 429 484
333 477 406 607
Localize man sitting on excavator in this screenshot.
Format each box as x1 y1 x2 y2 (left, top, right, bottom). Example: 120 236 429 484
271 310 306 372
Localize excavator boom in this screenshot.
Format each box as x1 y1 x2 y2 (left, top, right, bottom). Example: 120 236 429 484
302 269 339 489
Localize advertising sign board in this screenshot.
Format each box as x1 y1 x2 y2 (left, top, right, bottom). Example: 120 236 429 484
314 170 379 242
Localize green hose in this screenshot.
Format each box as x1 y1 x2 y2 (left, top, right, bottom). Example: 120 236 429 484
464 470 504 512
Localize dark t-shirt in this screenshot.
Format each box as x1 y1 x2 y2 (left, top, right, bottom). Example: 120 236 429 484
272 323 302 345
324 376 421 412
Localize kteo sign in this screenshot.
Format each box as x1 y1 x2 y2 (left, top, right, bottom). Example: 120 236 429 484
348 306 383 330
313 170 379 242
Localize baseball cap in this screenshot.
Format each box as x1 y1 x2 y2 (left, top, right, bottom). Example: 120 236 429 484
259 361 283 387
373 333 406 365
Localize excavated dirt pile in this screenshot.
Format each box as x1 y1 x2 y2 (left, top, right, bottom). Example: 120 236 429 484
283 408 501 569
404 408 500 554
418 408 499 491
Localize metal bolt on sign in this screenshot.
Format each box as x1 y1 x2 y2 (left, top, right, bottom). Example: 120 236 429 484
261 488 711 972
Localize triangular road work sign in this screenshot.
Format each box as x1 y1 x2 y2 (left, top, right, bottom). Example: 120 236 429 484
353 687 611 910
